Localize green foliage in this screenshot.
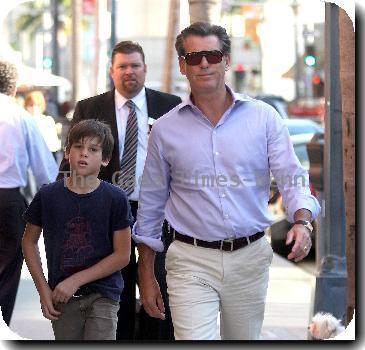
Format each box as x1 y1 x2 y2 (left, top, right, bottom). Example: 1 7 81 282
15 0 71 37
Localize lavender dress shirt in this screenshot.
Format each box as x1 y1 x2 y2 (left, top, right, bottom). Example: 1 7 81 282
132 87 320 252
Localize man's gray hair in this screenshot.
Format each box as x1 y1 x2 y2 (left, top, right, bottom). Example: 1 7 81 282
0 60 18 96
175 22 231 57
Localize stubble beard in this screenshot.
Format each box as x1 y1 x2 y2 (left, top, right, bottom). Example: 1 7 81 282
122 79 142 96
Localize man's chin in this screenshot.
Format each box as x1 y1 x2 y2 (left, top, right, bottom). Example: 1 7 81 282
122 82 141 95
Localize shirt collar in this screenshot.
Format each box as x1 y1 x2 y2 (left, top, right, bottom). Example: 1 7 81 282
115 87 146 111
177 85 253 111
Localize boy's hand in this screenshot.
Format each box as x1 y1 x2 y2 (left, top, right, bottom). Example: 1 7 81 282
40 288 61 321
52 277 80 304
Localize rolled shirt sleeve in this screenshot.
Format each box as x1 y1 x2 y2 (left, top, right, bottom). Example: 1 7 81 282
132 123 170 252
266 109 321 222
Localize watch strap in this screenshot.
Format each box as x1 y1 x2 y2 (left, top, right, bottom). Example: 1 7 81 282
294 220 310 226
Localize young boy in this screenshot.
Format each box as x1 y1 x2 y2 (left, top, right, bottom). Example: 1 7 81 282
22 119 132 340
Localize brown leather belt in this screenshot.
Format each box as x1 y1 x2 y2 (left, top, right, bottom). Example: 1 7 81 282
171 229 265 252
0 187 20 192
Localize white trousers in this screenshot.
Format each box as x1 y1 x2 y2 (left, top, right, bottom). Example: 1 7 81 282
165 236 273 340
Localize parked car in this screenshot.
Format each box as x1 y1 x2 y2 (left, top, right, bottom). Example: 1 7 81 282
268 121 324 259
255 94 289 119
287 97 325 126
283 118 323 136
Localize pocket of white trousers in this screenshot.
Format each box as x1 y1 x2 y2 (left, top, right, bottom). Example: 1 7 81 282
165 240 177 272
261 236 274 264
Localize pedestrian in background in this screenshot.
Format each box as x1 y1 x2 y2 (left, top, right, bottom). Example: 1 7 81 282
0 60 57 326
58 41 181 340
22 119 132 340
24 90 61 157
133 22 321 340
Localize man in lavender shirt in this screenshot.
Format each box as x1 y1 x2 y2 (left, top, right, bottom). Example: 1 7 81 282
132 22 320 340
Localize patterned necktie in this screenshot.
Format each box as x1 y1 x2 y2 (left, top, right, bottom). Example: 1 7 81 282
118 100 138 196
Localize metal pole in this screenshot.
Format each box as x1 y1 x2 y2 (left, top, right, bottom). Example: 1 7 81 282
109 0 116 90
51 0 59 76
291 0 300 100
71 0 82 106
51 0 59 113
313 2 347 324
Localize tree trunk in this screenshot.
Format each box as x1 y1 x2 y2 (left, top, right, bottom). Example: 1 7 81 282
71 0 82 106
188 0 221 24
161 0 180 93
338 8 355 325
92 0 100 96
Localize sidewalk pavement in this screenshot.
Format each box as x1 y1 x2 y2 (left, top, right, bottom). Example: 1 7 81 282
9 248 315 340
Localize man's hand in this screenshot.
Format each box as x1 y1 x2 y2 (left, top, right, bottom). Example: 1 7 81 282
286 224 312 262
52 276 79 305
137 243 165 320
40 287 61 320
138 271 165 320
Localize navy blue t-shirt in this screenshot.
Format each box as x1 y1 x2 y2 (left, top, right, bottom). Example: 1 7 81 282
23 180 133 302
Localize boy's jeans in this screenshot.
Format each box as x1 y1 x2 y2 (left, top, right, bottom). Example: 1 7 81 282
51 293 119 340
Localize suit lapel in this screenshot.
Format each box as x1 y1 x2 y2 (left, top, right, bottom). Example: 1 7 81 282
145 88 158 120
100 89 120 163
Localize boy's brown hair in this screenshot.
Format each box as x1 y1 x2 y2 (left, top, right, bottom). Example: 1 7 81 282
65 119 114 161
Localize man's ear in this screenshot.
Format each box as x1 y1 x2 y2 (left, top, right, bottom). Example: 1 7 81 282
178 57 187 76
224 54 231 71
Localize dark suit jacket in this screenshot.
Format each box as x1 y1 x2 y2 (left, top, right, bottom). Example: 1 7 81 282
59 88 181 182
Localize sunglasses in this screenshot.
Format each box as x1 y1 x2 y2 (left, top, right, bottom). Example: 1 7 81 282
181 50 224 66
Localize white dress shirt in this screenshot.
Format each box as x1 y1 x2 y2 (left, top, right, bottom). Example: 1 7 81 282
114 88 149 201
0 93 58 188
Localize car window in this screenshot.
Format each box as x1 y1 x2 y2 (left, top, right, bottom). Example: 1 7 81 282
287 124 322 135
294 143 310 170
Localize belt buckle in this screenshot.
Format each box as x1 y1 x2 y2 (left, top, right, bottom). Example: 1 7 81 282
221 238 234 252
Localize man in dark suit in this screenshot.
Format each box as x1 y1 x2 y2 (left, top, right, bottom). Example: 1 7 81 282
59 41 181 340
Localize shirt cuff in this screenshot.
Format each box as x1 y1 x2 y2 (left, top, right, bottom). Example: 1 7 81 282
131 222 164 252
286 195 321 223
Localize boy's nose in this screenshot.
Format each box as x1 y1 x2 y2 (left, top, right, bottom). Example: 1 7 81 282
80 148 88 156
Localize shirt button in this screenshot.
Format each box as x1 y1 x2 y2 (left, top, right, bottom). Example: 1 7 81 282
215 151 220 156
223 213 230 219
220 193 226 198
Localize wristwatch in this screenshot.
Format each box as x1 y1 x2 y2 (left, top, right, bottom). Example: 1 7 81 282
294 220 313 233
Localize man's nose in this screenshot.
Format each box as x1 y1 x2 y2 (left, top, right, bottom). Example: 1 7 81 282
125 66 134 74
200 56 209 67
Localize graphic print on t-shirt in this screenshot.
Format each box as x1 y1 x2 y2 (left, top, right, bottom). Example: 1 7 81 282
60 204 95 274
